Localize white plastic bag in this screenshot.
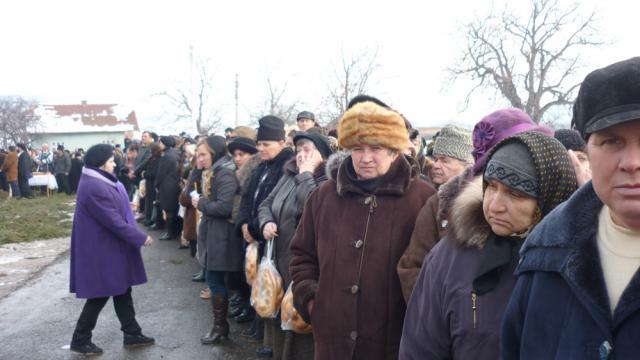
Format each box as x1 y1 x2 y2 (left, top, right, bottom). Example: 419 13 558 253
281 282 312 333
250 239 284 318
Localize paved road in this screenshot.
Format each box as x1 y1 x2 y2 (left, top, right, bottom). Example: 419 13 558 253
0 227 259 360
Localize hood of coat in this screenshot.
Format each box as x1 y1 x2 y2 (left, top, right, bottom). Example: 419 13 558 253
283 157 327 180
335 153 423 196
236 153 262 189
436 166 474 226
449 175 492 249
213 154 236 172
325 150 351 181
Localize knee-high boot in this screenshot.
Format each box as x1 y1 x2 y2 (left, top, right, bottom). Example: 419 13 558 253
201 295 229 345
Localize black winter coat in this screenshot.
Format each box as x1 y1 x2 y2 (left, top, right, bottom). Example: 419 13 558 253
155 148 181 212
237 147 295 241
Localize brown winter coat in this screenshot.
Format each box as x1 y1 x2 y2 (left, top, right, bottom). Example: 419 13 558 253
397 166 474 302
289 154 436 360
1 151 18 182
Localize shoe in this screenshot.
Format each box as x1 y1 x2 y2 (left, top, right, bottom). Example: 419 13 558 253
143 219 154 227
200 288 212 299
70 342 103 355
136 217 145 224
159 232 176 241
192 271 206 282
123 333 155 348
256 346 273 358
233 308 254 323
148 223 164 231
201 295 229 345
229 292 241 304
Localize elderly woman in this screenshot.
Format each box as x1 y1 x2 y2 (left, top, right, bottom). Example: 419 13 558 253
69 144 154 355
289 100 436 360
399 132 577 359
397 109 552 301
194 136 244 346
257 132 333 359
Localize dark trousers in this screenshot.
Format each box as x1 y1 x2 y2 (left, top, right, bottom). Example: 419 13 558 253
143 186 157 222
9 181 20 198
0 172 8 192
55 173 70 194
18 176 31 198
71 287 141 345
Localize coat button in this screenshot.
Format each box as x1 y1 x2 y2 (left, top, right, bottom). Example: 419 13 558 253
599 341 612 359
364 196 372 205
350 331 358 341
354 239 363 249
351 285 359 294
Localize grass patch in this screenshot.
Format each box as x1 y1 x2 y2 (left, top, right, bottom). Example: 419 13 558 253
0 194 76 245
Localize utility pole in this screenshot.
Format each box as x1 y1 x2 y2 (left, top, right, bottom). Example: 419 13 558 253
235 73 239 127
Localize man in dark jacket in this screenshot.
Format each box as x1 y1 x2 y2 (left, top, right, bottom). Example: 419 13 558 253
16 143 33 199
0 149 8 192
502 57 640 359
156 136 182 240
54 145 72 194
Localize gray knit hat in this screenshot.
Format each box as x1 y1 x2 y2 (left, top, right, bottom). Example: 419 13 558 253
484 141 538 198
433 125 473 162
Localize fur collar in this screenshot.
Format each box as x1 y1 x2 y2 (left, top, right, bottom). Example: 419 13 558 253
436 166 474 226
326 151 351 181
335 154 421 196
236 153 262 189
449 176 491 248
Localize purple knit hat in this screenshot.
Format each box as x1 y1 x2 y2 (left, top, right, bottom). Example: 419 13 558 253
472 108 553 176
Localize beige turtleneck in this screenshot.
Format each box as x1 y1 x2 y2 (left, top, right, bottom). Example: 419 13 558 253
597 206 640 314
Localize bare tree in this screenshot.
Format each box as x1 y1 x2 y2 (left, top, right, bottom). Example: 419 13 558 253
450 0 601 123
250 74 300 126
0 96 40 148
322 48 380 127
159 57 221 135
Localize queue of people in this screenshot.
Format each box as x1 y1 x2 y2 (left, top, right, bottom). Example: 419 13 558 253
57 56 640 359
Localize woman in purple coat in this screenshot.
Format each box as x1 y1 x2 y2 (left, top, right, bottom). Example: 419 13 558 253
69 144 155 355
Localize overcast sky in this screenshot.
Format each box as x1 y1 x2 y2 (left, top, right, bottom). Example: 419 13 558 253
1 0 638 134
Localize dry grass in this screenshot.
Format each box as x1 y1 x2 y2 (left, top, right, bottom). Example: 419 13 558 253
0 193 75 244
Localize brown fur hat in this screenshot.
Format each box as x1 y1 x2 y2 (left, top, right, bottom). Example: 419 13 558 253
233 126 257 141
337 101 408 151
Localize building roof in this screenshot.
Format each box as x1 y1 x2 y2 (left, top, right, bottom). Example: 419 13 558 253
30 101 139 134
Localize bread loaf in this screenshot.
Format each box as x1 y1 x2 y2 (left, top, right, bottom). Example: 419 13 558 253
245 242 258 285
251 258 284 318
281 285 312 333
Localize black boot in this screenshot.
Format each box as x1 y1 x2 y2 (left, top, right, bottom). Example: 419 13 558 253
159 232 175 241
201 295 229 345
70 342 103 355
124 333 155 348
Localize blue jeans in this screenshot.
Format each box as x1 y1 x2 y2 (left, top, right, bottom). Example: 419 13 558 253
206 271 228 297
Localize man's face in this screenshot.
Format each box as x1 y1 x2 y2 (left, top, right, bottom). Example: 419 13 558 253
588 120 640 230
431 154 468 186
297 118 315 131
141 132 151 145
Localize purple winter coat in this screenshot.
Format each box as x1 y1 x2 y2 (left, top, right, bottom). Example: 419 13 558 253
70 167 148 299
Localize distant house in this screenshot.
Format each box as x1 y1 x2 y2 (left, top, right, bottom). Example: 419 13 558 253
29 101 139 151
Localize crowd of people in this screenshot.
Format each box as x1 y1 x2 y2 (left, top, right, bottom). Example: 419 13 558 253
8 57 640 359
0 143 84 198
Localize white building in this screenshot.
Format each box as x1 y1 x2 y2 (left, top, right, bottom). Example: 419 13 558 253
29 101 139 151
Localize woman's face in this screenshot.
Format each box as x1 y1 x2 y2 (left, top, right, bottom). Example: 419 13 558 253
196 144 213 169
233 149 251 168
257 140 285 161
483 179 538 236
351 144 399 180
100 156 116 174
